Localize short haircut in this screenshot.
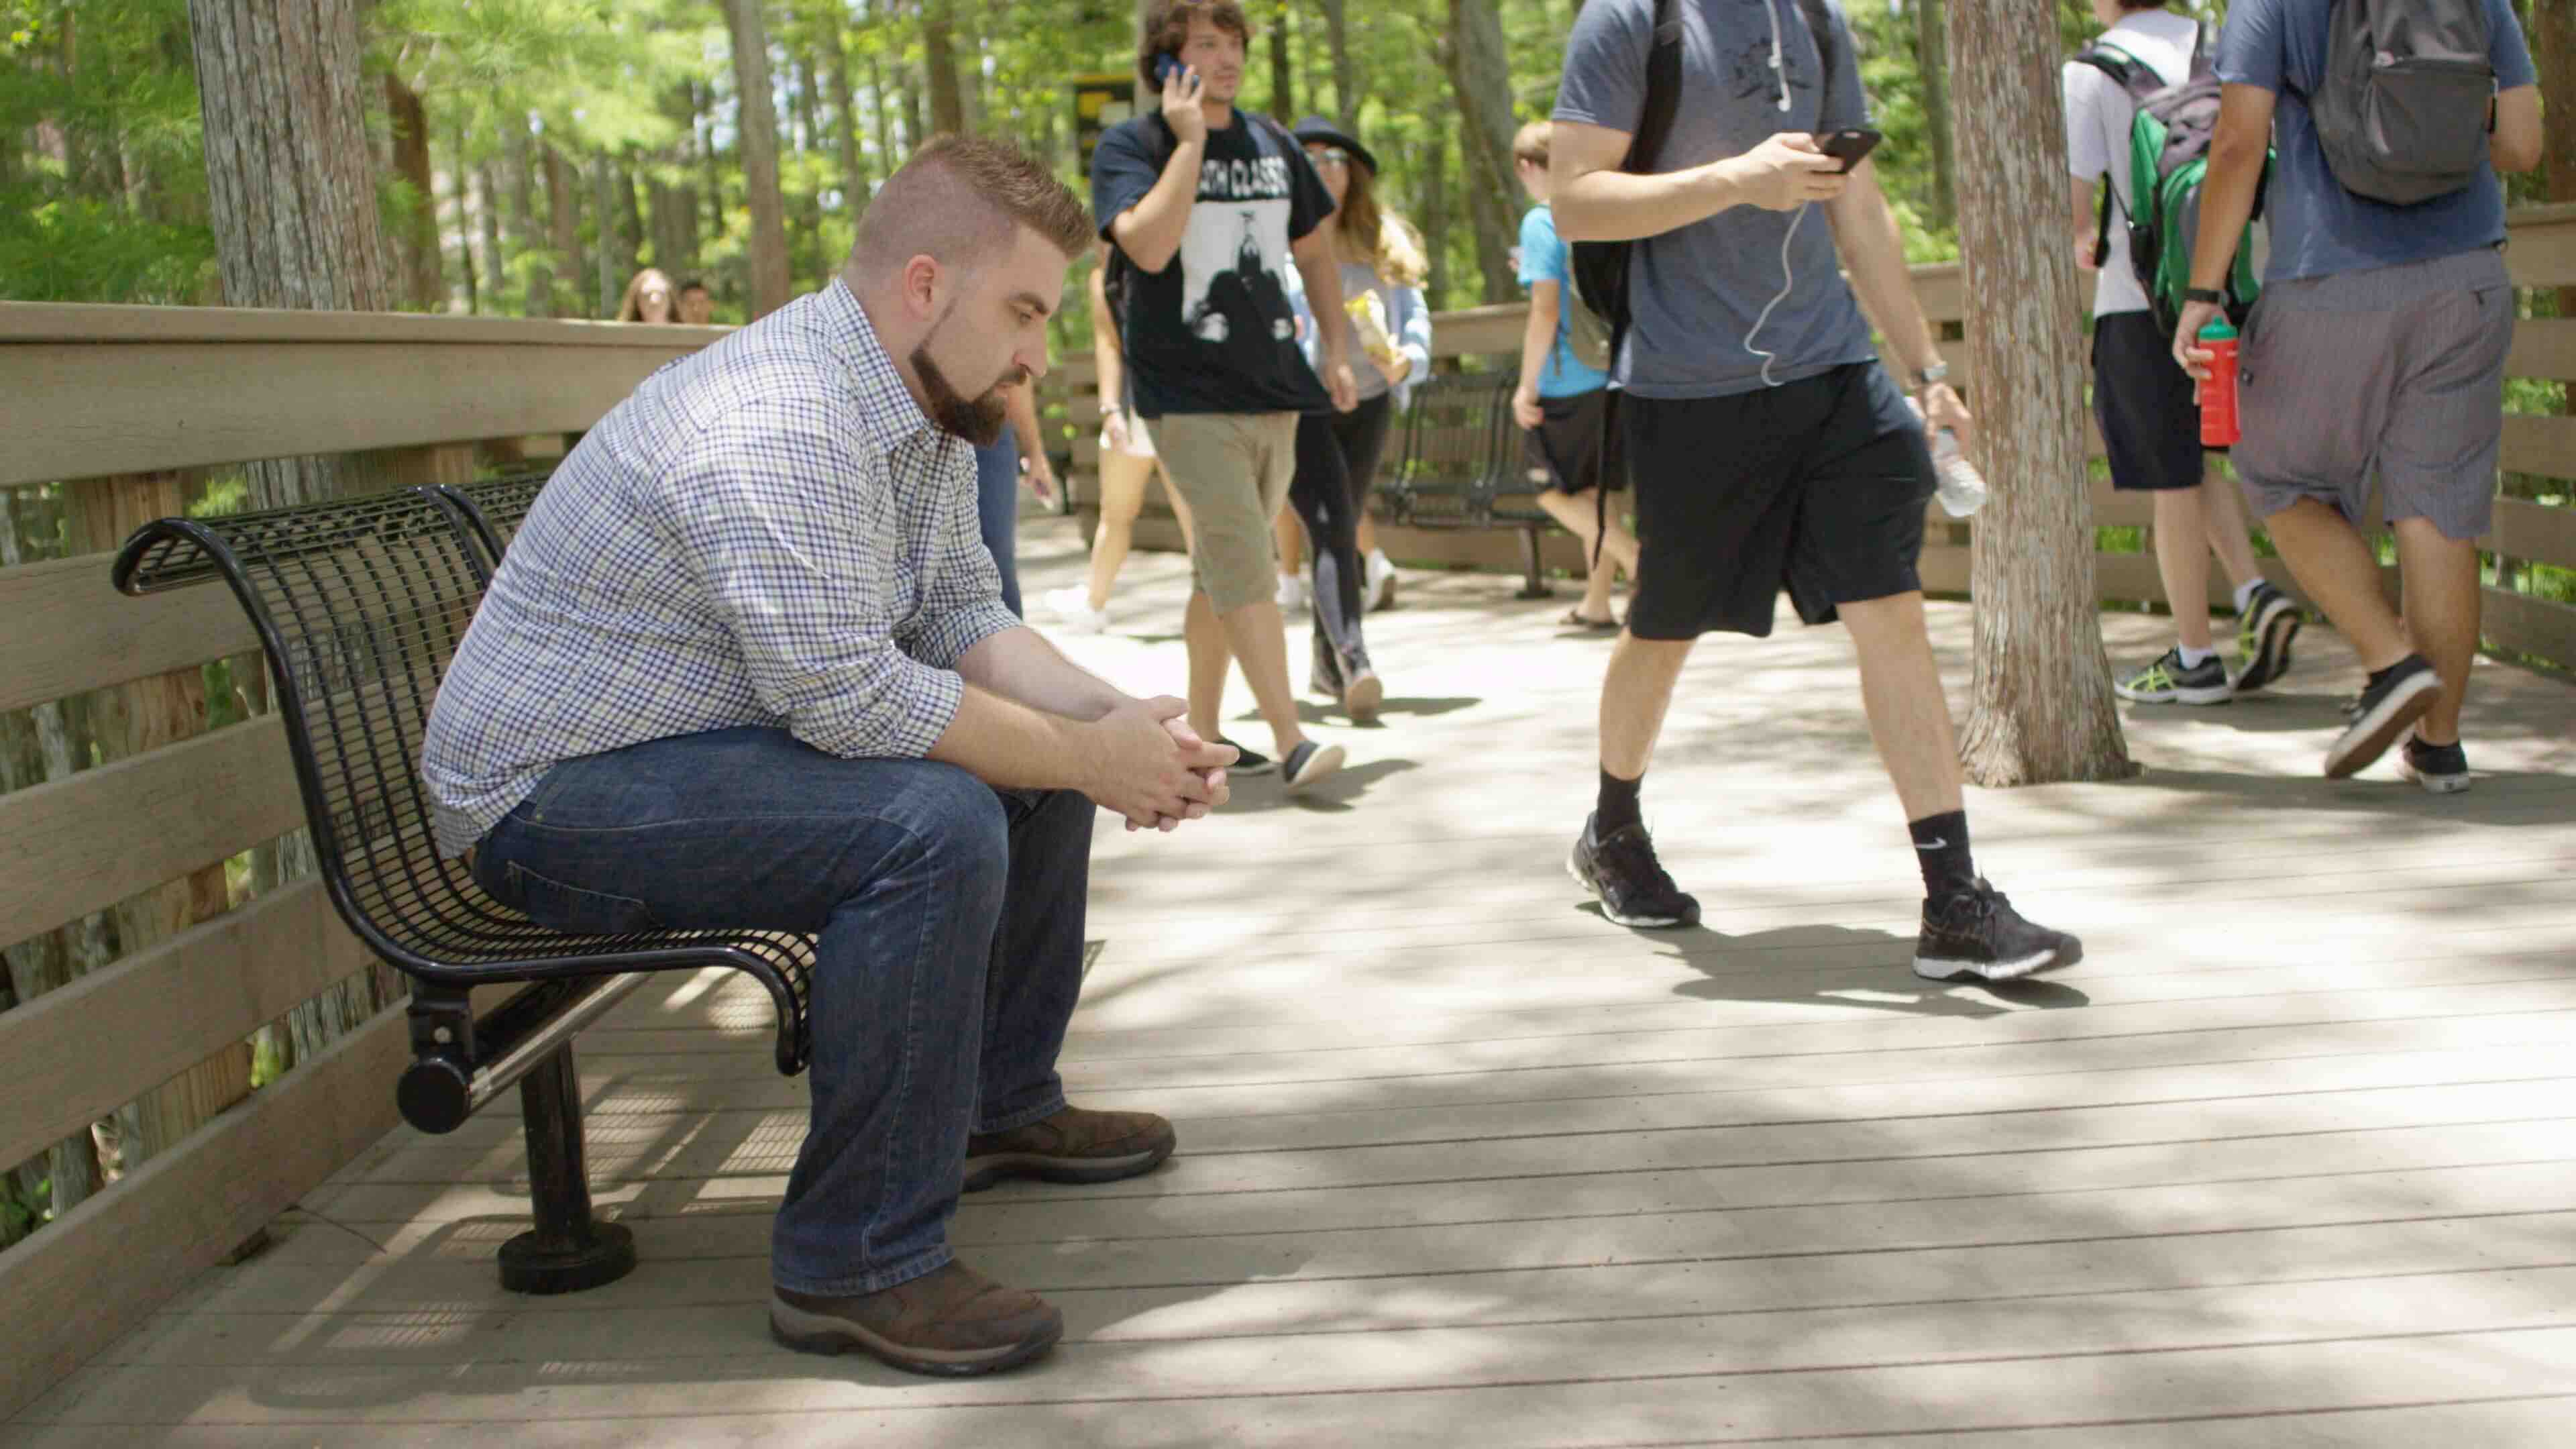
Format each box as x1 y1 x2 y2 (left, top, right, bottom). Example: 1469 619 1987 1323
1513 121 1552 168
2116 1 2171 9
1137 0 1252 90
678 278 708 293
851 136 1093 277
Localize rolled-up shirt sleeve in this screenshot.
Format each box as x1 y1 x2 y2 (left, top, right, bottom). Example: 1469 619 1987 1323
657 409 968 760
906 441 1024 668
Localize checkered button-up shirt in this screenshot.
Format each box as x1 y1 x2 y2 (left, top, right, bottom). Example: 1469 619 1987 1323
423 280 1020 857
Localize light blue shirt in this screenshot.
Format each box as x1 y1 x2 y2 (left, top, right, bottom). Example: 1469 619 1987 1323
2217 0 2534 284
1516 204 1611 398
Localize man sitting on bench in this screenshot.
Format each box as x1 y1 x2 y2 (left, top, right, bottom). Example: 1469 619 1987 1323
422 136 1234 1379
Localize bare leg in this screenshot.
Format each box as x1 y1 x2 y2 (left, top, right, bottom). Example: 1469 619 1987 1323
2152 487 2217 653
1839 592 1966 820
2393 516 2481 747
1087 451 1151 612
2259 498 2412 672
1538 488 1640 623
1273 504 1302 588
1183 588 1232 744
1599 635 1694 780
2200 461 2265 593
1356 512 1381 560
1216 598 1309 757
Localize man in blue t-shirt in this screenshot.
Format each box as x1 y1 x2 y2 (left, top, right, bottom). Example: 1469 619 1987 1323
2175 0 2541 793
1511 120 1640 631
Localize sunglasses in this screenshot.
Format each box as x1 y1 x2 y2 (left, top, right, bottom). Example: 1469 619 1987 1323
1311 148 1352 169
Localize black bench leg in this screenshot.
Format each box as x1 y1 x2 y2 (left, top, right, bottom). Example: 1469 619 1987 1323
1515 526 1552 600
498 1043 637 1294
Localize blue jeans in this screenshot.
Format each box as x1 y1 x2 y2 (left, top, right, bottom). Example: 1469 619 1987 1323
975 440 1022 617
471 726 1090 1295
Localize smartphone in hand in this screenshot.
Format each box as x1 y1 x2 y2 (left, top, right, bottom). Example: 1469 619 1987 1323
1155 54 1185 86
1818 128 1883 175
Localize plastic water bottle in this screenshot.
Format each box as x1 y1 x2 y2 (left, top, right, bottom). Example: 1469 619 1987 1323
1930 429 1988 519
2196 317 2242 448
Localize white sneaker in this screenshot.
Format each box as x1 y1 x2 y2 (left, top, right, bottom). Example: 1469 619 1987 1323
1275 574 1309 614
1364 550 1397 612
1042 586 1109 635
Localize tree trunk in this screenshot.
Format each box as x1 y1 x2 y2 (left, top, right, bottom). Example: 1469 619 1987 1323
543 144 586 316
818 7 867 219
1949 0 2133 786
1422 127 1450 311
188 0 392 505
383 72 442 309
476 156 503 313
2537 0 2575 325
868 38 898 173
1267 0 1296 118
1441 0 1521 305
725 0 796 319
1322 0 1356 127
1916 0 1957 233
594 154 619 317
922 0 966 137
505 119 547 317
451 119 479 314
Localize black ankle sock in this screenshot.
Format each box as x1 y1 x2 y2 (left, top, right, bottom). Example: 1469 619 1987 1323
1910 810 1976 903
1597 769 1644 837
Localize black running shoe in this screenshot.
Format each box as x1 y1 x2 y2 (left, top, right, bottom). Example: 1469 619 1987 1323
1913 879 2079 983
1568 813 1701 929
2232 583 2302 694
2400 737 2472 796
1216 737 1275 776
2325 655 2440 780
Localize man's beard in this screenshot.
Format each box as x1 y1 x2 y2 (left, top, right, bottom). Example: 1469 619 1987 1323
911 339 1022 448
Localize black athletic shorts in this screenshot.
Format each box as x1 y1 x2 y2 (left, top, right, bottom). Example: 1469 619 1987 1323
2091 310 2207 492
1520 387 1625 496
1623 362 1935 641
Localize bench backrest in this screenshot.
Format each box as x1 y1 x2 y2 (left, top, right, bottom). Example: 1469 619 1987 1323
439 470 553 571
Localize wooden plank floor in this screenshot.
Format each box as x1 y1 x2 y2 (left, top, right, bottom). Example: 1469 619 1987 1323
14 517 2576 1447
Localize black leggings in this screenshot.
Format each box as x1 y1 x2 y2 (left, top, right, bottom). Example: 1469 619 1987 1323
1289 392 1397 688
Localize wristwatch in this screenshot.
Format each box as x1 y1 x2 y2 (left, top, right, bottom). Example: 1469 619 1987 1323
2184 286 2227 305
1913 362 1951 391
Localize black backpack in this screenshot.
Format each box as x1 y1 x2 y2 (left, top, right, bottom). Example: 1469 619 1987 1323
1568 0 1840 358
2302 0 2498 206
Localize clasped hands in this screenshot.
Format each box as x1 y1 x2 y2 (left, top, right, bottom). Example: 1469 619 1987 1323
1087 696 1238 833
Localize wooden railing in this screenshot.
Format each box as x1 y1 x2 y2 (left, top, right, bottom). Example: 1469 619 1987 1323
1045 204 2576 672
0 306 724 1418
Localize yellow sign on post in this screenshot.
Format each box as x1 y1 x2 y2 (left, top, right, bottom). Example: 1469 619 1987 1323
1071 72 1138 172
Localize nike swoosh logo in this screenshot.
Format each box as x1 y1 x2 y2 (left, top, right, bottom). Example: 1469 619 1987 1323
1915 839 1947 850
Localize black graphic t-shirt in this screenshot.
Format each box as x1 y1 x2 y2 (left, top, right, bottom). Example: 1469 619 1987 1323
1090 109 1335 418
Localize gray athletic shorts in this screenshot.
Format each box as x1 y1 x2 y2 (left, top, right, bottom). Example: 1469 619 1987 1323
2234 247 2513 543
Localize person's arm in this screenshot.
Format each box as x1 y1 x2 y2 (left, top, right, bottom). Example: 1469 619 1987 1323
1389 283 1431 386
1822 160 1968 442
2492 85 2542 173
1105 70 1209 274
955 623 1124 722
928 684 1227 830
1087 255 1134 450
1004 384 1055 505
2072 178 2100 270
1515 280 1561 431
1292 229 1358 411
1548 120 1846 243
2171 84 2276 378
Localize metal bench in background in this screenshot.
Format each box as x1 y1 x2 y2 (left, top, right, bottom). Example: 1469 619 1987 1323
1377 369 1555 600
111 482 816 1295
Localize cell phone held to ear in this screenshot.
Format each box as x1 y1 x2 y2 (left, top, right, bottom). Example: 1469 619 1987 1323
1818 128 1882 175
1154 54 1185 87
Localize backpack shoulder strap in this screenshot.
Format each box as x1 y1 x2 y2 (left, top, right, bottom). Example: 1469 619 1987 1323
1627 0 1686 171
1794 0 1841 124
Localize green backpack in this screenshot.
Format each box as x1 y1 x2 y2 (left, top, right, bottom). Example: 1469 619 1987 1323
2077 28 2266 332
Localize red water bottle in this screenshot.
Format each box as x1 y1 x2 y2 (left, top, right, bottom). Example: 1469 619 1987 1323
2197 317 2241 448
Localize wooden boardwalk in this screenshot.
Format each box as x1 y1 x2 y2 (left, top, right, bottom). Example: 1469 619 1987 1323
12 517 2576 1446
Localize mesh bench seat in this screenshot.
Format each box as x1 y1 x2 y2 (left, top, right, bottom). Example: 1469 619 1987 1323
112 483 816 1294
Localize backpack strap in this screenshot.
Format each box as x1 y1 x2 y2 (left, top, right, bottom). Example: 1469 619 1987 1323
1793 0 1841 125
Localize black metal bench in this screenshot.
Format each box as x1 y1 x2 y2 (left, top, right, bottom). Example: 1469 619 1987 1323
111 482 816 1295
1377 369 1555 599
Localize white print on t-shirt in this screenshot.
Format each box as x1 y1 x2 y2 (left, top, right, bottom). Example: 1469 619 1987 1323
1177 150 1297 347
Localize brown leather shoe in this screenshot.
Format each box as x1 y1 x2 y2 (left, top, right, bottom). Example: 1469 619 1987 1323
963 1106 1177 1192
770 1261 1062 1377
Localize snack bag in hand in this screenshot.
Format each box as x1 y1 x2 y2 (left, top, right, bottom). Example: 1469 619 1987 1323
1344 292 1397 367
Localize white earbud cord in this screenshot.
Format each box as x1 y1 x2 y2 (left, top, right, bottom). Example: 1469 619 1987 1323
1744 0 1800 389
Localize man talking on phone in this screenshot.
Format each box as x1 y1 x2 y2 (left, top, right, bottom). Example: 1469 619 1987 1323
1549 0 2080 981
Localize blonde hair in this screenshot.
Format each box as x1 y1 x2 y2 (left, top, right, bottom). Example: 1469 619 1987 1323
616 268 678 323
1332 157 1429 289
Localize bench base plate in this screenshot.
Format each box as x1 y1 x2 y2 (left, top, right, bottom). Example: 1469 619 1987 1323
500 1220 637 1295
